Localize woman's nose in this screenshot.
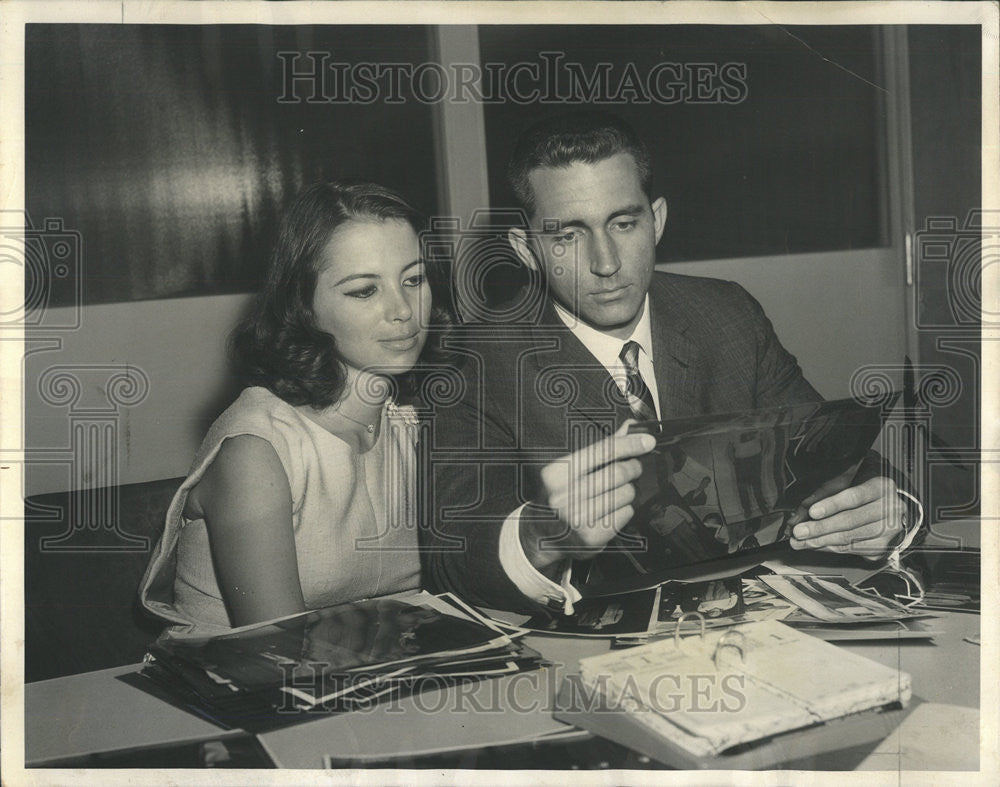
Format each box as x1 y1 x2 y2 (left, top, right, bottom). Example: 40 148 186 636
386 287 414 322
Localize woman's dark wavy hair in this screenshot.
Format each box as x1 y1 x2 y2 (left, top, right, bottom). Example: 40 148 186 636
232 181 453 409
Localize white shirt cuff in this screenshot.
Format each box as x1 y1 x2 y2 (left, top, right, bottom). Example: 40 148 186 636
499 504 582 615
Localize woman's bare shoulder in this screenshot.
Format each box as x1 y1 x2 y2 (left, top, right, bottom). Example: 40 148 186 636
183 434 287 521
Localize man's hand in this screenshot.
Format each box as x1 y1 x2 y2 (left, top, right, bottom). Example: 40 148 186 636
790 476 905 560
520 422 656 571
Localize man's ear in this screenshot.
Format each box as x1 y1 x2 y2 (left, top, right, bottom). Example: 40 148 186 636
508 227 539 272
651 197 667 244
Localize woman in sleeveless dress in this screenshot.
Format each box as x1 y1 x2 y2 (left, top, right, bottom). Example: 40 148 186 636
140 182 449 635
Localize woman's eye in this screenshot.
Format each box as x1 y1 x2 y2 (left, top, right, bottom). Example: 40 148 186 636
404 273 426 288
345 285 377 299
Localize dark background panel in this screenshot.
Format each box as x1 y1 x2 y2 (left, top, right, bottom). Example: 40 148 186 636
25 24 439 306
907 25 982 522
479 25 889 262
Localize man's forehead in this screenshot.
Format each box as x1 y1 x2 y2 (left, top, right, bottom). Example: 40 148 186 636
526 152 646 224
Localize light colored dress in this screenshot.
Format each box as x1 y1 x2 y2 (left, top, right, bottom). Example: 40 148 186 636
139 386 422 636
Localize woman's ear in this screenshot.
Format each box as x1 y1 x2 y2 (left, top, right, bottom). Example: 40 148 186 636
508 227 540 271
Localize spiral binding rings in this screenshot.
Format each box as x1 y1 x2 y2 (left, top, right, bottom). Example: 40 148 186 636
673 611 707 649
713 629 749 669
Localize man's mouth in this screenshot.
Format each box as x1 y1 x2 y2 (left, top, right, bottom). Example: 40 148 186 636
590 283 631 302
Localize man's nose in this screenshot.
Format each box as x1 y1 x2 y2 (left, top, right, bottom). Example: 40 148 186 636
589 231 621 277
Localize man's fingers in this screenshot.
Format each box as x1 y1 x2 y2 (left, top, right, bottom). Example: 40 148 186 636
789 476 903 557
564 481 637 531
589 481 637 516
543 456 640 501
792 535 890 561
791 507 896 548
556 504 637 558
600 457 643 488
794 498 885 539
791 476 903 557
570 428 656 475
590 504 635 541
537 424 655 555
808 477 891 520
798 466 859 511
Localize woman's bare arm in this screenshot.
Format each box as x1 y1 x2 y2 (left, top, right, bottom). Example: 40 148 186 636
192 435 306 626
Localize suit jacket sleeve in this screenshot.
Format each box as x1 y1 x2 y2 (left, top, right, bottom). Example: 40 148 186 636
421 343 549 612
728 280 821 409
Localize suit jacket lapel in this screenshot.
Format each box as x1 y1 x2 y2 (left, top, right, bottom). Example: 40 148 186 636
524 300 631 428
648 277 700 420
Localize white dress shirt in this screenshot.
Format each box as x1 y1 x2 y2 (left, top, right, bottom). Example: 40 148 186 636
498 296 660 612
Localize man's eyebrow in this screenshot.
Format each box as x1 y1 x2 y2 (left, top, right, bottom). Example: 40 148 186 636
544 219 587 232
609 204 646 219
542 205 647 232
333 258 422 287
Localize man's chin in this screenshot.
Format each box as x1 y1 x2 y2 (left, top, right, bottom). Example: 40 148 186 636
579 302 645 337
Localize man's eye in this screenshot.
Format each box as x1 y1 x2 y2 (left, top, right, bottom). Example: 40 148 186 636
553 231 579 244
404 273 426 288
612 220 637 232
346 285 377 299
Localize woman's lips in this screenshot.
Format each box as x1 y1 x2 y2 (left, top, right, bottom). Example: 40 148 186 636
379 333 420 351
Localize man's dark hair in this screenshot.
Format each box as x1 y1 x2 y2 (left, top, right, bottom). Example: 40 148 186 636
506 111 653 216
232 181 452 409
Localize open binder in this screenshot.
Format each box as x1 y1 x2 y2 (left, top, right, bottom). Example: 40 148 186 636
554 618 911 769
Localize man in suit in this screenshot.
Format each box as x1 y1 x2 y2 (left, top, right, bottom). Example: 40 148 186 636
422 111 907 612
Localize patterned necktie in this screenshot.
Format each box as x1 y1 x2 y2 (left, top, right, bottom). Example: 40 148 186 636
619 340 658 422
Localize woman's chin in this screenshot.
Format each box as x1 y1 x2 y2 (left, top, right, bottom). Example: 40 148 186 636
348 353 424 388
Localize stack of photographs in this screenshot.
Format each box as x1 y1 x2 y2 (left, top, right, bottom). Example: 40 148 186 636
507 571 942 645
136 594 541 732
859 548 981 613
755 575 942 640
515 578 796 644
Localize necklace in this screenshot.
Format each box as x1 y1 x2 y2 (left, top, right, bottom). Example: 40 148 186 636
335 408 377 433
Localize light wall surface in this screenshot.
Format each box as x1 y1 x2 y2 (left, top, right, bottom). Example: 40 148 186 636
661 249 908 401
22 250 906 497
23 294 250 496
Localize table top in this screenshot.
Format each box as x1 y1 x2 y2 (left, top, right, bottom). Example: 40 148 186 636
23 520 984 770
